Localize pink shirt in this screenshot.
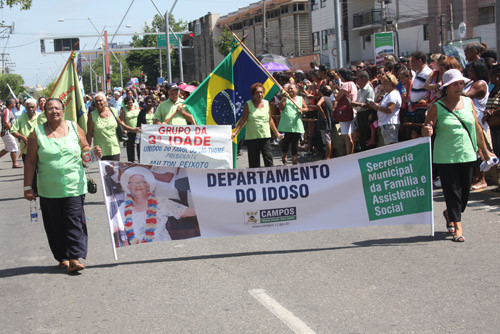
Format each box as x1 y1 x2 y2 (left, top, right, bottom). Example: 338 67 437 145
340 81 358 102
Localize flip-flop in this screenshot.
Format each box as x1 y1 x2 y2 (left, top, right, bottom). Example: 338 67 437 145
452 235 465 242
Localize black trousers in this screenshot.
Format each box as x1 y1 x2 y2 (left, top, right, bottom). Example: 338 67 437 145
438 162 475 223
281 132 301 156
101 154 120 161
246 138 273 168
490 126 500 157
126 133 140 162
40 195 87 262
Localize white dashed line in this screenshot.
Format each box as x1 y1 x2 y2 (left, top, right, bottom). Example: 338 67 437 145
249 289 316 334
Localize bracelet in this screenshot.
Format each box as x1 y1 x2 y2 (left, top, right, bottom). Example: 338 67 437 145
23 186 32 191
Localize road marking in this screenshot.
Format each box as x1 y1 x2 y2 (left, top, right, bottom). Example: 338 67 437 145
249 289 316 334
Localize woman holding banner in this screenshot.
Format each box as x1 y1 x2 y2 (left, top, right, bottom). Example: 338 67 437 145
23 98 102 272
232 82 282 168
120 96 141 162
86 92 140 161
423 69 496 242
278 83 308 165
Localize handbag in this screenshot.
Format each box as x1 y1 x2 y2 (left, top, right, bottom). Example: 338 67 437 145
332 95 354 122
111 108 128 142
85 166 98 194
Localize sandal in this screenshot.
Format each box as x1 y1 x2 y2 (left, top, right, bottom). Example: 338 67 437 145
58 260 69 269
452 235 465 242
443 210 455 234
68 259 85 272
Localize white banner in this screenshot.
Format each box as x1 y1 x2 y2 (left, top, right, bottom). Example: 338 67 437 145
139 124 233 169
100 138 433 259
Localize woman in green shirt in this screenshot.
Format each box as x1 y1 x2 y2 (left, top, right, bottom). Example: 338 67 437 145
120 96 141 162
23 98 102 272
423 69 496 242
232 83 282 168
86 92 139 161
278 83 308 165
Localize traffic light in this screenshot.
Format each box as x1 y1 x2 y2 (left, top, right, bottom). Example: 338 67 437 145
188 32 194 47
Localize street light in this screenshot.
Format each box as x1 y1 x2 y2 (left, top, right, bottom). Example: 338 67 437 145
58 17 129 90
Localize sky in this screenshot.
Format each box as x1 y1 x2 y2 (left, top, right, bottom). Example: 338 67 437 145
0 0 251 87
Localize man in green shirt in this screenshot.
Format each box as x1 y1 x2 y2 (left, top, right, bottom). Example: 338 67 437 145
153 84 196 125
12 98 39 160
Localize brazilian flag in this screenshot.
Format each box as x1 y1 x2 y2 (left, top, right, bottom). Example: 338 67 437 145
184 40 279 128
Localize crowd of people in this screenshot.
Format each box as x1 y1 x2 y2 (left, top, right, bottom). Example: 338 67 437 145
2 41 500 272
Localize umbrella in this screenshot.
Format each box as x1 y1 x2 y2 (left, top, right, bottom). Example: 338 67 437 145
177 83 197 93
257 53 292 68
263 62 290 72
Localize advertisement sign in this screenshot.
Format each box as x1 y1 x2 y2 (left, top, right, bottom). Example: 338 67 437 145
100 138 433 259
139 124 233 169
374 32 395 64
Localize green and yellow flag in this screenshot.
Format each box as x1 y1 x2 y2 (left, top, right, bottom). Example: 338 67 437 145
48 52 88 132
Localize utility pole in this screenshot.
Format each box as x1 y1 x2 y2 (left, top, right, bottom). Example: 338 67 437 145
449 3 455 42
381 0 387 32
334 0 343 68
263 0 267 53
497 0 500 52
440 14 446 53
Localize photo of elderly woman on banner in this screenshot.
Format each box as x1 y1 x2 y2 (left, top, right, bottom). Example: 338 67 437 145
99 161 200 253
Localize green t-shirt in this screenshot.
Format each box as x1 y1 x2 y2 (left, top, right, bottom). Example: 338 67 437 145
11 112 39 152
122 106 140 128
153 98 186 125
433 97 478 164
278 96 304 133
91 108 121 156
245 100 271 140
145 112 155 125
35 121 87 198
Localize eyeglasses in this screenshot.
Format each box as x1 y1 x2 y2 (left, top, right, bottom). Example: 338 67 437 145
357 66 365 69
128 181 147 186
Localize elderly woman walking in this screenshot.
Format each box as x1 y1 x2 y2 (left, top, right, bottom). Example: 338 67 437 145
423 69 496 242
24 98 102 272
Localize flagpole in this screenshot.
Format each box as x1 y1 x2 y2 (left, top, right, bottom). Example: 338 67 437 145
227 27 302 111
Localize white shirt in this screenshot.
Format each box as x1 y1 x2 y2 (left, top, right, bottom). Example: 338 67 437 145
410 65 432 104
378 90 401 125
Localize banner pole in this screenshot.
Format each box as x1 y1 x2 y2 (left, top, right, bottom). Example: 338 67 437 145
226 27 302 111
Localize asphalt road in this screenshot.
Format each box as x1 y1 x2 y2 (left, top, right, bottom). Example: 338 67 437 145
1 146 499 334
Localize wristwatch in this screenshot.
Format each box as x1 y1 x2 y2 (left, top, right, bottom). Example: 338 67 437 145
23 186 32 191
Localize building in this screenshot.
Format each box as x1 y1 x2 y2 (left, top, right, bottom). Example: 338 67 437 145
187 0 311 81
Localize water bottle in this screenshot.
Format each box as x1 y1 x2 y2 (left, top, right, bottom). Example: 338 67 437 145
30 200 38 223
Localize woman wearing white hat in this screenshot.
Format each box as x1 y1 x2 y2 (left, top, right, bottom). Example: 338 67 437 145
423 69 497 242
118 166 194 245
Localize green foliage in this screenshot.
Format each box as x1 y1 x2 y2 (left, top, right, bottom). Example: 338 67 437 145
40 79 56 98
0 73 25 100
214 30 234 56
1 0 32 10
127 14 187 84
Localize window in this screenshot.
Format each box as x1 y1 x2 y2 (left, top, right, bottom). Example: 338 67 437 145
281 6 289 14
311 0 319 11
294 3 305 11
313 32 320 52
321 0 327 8
255 15 262 23
423 24 429 41
321 30 328 50
478 6 495 25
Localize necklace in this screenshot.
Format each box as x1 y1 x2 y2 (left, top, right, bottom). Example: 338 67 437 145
46 122 66 138
123 192 158 244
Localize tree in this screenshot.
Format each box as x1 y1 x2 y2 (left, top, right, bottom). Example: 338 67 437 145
0 73 25 100
126 14 187 84
214 30 235 56
0 0 31 10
